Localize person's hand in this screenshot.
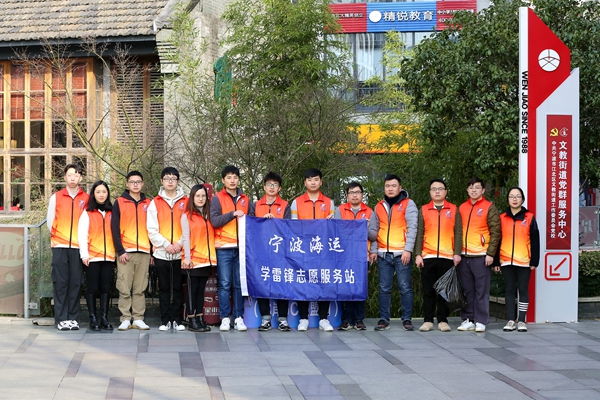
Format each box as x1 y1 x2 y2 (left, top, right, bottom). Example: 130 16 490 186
182 259 193 269
82 258 89 267
530 266 536 270
493 266 501 273
369 253 378 265
401 250 411 265
453 254 461 266
263 213 274 219
233 210 245 218
415 255 424 268
119 253 130 265
150 256 155 266
485 255 494 266
166 243 181 254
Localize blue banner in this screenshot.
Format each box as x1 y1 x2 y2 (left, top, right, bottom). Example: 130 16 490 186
240 216 368 301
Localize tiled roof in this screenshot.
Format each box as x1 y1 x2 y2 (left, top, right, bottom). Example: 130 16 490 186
0 0 172 43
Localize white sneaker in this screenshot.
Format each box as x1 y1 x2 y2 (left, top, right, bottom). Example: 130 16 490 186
132 320 150 330
234 317 247 331
319 319 333 332
57 321 71 331
158 322 171 331
475 322 486 332
118 320 131 331
220 317 231 331
297 319 309 331
503 320 516 332
173 322 186 331
457 319 475 331
517 321 527 332
69 320 80 330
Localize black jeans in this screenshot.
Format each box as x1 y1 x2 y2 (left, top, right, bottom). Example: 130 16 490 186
421 257 453 323
502 265 531 321
154 258 183 324
183 274 209 316
51 248 83 324
258 298 289 319
86 261 113 296
298 300 329 320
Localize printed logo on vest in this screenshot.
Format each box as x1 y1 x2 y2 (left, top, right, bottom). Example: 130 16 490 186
521 219 528 226
143 204 148 212
477 208 484 217
446 210 452 218
79 200 86 209
321 204 326 211
179 201 185 210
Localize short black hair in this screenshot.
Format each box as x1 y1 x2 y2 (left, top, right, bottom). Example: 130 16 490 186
467 177 484 188
384 174 401 185
221 165 240 178
506 186 525 203
429 179 446 190
126 170 143 181
87 180 113 211
304 168 322 179
263 172 282 185
346 181 363 194
161 167 180 180
64 163 83 176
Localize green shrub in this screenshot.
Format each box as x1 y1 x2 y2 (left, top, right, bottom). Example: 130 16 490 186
579 251 600 297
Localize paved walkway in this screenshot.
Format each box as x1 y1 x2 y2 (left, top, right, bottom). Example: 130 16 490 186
1 316 600 399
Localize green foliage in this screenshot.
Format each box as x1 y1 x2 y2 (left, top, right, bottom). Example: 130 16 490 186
579 251 600 297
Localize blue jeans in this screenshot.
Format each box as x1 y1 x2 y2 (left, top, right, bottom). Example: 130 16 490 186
378 253 413 321
216 248 244 319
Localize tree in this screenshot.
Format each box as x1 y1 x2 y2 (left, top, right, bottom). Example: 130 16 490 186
218 0 360 199
400 0 600 191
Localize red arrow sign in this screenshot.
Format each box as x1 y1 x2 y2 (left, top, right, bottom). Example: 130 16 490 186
549 257 567 276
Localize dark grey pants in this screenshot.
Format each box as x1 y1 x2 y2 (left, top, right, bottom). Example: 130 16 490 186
52 248 84 324
458 256 491 325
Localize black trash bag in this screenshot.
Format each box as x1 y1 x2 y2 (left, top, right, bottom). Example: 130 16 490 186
146 264 158 297
433 267 465 312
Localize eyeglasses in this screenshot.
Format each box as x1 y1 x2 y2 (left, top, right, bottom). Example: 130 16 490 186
128 180 143 185
430 187 446 192
265 183 280 188
508 195 522 200
347 190 363 196
162 177 178 183
469 186 483 190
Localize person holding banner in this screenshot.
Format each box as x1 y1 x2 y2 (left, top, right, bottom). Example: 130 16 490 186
369 174 418 331
334 182 373 331
493 187 539 332
290 168 335 332
147 167 188 332
249 172 292 332
181 184 216 332
414 179 462 333
456 178 501 333
210 165 250 332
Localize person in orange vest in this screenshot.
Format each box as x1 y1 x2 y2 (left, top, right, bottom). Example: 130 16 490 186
181 184 217 332
290 168 335 332
78 181 116 332
147 167 188 331
249 172 292 332
334 181 374 331
493 187 540 332
368 174 418 331
414 179 462 333
456 177 501 333
111 171 152 331
46 163 89 331
210 165 250 332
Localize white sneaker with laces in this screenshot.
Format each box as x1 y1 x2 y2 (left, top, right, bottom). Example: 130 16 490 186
457 319 475 331
503 320 516 331
297 319 309 331
517 321 527 332
173 322 186 331
57 321 70 331
118 320 131 331
132 320 150 330
319 319 333 332
475 322 486 332
159 322 171 331
220 317 231 331
234 317 247 331
69 320 80 330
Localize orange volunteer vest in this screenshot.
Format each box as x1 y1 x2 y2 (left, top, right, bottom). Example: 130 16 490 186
51 188 89 248
421 200 458 260
499 211 534 267
214 189 249 248
117 196 151 253
186 211 217 267
460 198 493 256
375 198 410 252
86 210 116 262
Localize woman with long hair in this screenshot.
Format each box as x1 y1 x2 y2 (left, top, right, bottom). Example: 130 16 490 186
494 187 540 332
78 180 115 331
181 184 216 332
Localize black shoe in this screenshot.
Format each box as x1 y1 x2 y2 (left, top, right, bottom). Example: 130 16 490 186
402 320 414 331
355 321 367 331
89 316 101 331
338 321 352 331
374 319 390 331
188 316 201 332
197 316 210 332
99 293 113 331
86 293 101 331
258 319 272 331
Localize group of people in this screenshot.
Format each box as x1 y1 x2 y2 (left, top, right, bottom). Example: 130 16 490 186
47 163 539 334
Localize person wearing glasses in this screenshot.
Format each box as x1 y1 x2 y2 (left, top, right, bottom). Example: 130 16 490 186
334 182 374 331
414 179 462 332
210 165 250 332
249 172 292 332
368 174 418 332
111 171 152 331
456 177 501 333
147 167 188 331
493 187 539 332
